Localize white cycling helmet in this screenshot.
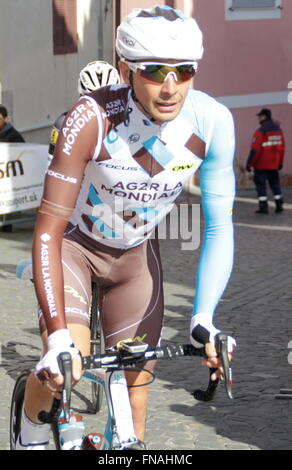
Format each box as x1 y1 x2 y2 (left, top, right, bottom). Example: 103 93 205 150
116 5 204 65
78 60 120 94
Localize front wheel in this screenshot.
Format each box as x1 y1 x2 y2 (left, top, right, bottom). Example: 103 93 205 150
90 283 104 413
10 370 60 450
10 370 30 449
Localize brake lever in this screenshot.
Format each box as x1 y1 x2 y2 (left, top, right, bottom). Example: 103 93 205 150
216 333 233 400
57 351 72 423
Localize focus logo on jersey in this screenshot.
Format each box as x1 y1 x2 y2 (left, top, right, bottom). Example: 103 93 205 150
47 169 77 184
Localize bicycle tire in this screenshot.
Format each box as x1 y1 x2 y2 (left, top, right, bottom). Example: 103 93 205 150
10 370 30 449
10 370 61 450
90 283 104 413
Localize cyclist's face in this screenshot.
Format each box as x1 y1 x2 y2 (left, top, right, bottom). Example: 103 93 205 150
120 60 193 124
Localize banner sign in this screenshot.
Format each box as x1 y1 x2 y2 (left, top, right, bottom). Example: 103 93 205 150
0 143 48 215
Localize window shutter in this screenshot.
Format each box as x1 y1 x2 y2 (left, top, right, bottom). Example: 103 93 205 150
65 0 78 53
232 0 276 8
53 0 66 54
52 0 77 55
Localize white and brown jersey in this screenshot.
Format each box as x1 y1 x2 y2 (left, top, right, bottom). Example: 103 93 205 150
52 84 207 248
33 83 235 334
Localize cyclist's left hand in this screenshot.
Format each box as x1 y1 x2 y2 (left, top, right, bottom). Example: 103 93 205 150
190 313 236 381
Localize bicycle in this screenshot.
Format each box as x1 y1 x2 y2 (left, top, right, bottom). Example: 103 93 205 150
10 333 233 450
12 259 234 450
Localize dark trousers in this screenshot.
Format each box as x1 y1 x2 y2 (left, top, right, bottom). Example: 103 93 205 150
253 169 282 199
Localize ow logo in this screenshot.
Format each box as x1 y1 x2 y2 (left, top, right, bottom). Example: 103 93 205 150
288 81 292 105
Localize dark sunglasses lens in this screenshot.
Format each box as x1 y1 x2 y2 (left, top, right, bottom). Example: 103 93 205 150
140 64 195 83
140 65 166 82
177 65 196 81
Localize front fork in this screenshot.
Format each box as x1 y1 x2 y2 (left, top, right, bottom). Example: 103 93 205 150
102 368 139 450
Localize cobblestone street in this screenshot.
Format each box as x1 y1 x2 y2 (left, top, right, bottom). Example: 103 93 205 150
1 187 292 451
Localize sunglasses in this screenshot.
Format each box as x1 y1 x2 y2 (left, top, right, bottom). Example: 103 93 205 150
124 60 197 84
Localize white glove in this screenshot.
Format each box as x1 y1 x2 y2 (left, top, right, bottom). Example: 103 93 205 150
35 329 80 379
190 313 236 354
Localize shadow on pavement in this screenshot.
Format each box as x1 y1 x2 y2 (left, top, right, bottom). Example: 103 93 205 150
1 341 40 380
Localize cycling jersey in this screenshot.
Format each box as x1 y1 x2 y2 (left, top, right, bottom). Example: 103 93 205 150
33 84 235 336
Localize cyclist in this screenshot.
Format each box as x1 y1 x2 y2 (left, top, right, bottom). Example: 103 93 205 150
17 6 236 450
48 60 120 161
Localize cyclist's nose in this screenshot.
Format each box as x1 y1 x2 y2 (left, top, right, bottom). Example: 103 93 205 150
160 74 177 95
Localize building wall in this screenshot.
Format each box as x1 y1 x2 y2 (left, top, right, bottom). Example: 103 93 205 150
0 0 114 144
2 1 290 179
119 0 292 180
193 0 292 177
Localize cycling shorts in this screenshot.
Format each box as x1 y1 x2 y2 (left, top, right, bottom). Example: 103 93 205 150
38 225 164 358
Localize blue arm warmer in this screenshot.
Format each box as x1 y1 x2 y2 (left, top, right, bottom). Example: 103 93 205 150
192 102 235 318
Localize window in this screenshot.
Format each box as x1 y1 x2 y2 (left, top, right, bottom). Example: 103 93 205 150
225 0 282 20
232 0 276 8
52 0 78 55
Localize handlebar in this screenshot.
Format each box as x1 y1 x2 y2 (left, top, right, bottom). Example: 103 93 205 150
82 333 233 401
82 343 206 369
39 333 233 424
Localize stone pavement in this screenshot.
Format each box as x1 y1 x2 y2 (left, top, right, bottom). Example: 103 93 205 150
0 187 292 451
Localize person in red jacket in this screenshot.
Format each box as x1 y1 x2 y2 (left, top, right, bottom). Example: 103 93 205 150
246 108 285 213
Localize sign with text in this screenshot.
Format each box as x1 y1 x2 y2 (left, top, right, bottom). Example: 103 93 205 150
0 143 48 214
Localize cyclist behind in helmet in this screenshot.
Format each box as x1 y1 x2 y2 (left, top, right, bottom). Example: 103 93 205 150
16 61 121 282
48 60 120 160
17 6 236 450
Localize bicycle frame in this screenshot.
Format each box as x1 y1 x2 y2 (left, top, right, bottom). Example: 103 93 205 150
82 367 138 450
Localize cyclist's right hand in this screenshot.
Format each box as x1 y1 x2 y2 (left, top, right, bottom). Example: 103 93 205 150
35 329 81 388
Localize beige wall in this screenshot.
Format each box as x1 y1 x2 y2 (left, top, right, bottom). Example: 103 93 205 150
0 0 114 143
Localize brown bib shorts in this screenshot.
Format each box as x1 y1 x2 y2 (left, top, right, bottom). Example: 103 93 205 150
39 226 164 359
